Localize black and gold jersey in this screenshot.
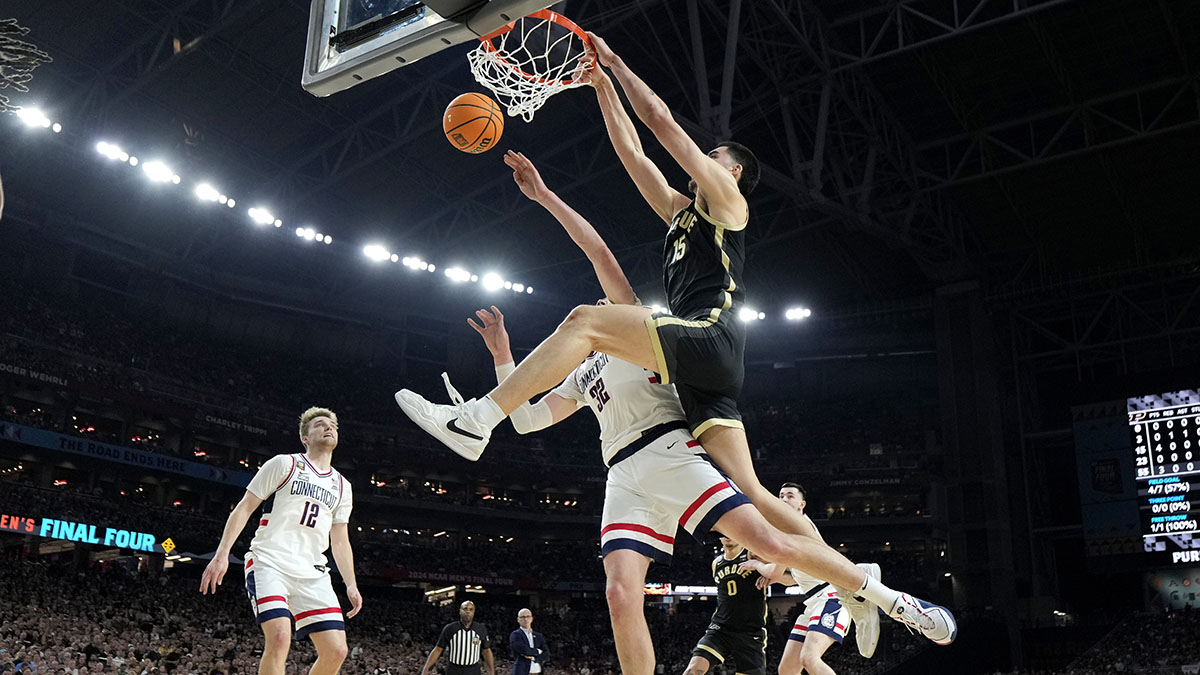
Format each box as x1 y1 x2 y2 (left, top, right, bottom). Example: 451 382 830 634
709 548 768 636
663 200 747 321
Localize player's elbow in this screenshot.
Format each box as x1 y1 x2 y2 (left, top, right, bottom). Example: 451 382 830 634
641 103 674 133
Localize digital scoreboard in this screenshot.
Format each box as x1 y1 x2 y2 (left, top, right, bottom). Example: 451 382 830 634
1129 390 1200 565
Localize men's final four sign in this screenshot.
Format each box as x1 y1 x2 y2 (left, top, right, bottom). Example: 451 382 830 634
1129 390 1200 566
0 513 175 554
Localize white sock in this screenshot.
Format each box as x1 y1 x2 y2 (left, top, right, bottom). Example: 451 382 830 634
471 395 507 429
856 574 903 616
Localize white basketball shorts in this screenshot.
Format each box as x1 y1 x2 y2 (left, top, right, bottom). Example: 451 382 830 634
600 426 750 564
244 553 344 638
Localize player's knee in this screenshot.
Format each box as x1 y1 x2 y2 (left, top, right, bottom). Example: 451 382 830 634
560 304 600 336
323 639 349 663
605 578 640 615
262 627 291 655
798 650 824 672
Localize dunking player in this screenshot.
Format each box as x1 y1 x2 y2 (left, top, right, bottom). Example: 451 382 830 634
445 152 945 675
683 536 769 675
741 483 879 675
200 408 360 675
398 30 953 648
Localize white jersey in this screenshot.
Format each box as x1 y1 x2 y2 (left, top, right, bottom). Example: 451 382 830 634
245 453 353 580
788 514 838 595
551 351 687 464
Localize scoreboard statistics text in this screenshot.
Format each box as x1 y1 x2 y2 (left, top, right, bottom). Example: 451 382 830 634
1129 390 1200 565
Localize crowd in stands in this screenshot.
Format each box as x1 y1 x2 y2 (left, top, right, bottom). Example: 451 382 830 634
0 559 938 675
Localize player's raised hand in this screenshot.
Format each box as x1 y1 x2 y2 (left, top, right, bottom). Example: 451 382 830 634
579 57 609 89
199 555 229 594
467 306 510 357
346 585 363 618
504 150 551 202
585 32 616 67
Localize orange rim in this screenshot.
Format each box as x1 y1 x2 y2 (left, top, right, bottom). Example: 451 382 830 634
478 10 593 86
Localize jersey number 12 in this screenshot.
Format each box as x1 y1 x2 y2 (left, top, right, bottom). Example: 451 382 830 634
299 501 320 528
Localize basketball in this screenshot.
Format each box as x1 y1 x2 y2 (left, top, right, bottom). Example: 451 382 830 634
443 92 504 154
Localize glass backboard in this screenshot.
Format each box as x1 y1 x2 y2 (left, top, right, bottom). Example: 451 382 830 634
303 0 556 96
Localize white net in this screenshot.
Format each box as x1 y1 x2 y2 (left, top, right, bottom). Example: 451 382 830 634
467 12 593 122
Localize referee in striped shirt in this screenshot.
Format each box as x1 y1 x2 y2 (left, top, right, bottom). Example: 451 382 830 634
422 600 495 675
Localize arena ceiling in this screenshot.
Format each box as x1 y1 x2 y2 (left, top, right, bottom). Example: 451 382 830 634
4 0 1200 324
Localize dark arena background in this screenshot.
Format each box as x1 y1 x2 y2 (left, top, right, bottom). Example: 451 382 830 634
3 1 1200 674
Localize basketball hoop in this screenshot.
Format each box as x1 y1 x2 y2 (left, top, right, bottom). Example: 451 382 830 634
468 10 593 122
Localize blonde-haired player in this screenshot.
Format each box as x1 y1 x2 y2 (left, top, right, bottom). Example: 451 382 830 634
200 407 361 675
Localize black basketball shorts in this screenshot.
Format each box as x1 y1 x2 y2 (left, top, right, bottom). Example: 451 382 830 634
692 627 767 675
644 308 746 437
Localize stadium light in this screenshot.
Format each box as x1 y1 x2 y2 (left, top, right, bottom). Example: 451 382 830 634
471 275 479 283
96 141 125 160
194 183 221 202
324 235 333 245
15 107 52 129
512 283 524 293
362 244 390 262
482 273 504 291
445 267 471 282
785 307 813 321
526 287 533 294
738 308 763 323
142 160 175 183
247 207 275 226
503 281 512 290
52 122 62 133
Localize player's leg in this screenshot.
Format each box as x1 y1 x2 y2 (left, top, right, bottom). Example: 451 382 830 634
699 424 819 537
488 303 658 413
797 633 837 675
394 303 658 458
681 655 712 675
603 549 655 675
246 562 294 675
293 571 348 675
776 631 806 675
259 617 292 675
711 504 956 645
307 630 349 675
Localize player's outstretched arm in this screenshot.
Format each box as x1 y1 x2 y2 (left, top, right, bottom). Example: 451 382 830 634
329 523 362 618
583 59 689 225
504 150 636 305
469 306 581 434
199 490 263 594
588 33 746 226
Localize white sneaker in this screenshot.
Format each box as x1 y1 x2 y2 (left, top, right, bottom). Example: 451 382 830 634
842 563 881 658
394 373 493 461
888 593 957 646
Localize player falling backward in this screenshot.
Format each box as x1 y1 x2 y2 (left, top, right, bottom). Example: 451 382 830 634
200 408 361 675
396 30 955 649
450 150 926 675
